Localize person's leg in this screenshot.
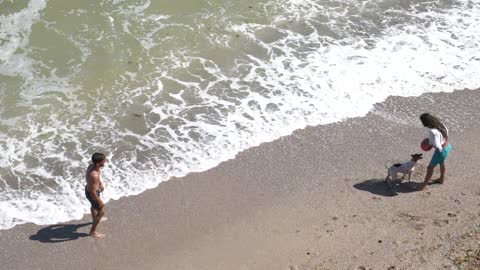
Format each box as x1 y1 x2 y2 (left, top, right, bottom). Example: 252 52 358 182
420 147 445 191
90 207 107 223
434 144 451 184
90 207 97 221
433 163 446 184
419 165 435 191
90 206 105 238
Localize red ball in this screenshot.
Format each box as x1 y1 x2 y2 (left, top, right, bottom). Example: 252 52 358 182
421 138 432 151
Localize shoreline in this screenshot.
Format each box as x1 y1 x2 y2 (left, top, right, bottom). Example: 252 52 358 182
0 87 477 232
1 88 480 269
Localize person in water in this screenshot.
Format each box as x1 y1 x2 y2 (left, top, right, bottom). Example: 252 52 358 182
85 152 107 238
418 113 452 191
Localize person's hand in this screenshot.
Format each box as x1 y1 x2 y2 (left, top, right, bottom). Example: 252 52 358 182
100 185 104 192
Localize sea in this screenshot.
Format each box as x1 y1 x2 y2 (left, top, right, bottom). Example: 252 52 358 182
0 0 479 230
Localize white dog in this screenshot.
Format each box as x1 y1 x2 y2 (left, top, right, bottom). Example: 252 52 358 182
385 153 423 186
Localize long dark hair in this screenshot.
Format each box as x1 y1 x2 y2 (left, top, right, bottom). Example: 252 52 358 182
420 113 448 139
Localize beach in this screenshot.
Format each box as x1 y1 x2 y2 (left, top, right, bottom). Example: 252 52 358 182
1 88 480 269
2 1 480 269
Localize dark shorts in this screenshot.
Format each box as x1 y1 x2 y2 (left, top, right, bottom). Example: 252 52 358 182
85 186 101 210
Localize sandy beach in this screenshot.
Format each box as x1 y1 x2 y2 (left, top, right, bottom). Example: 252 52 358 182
1 88 480 270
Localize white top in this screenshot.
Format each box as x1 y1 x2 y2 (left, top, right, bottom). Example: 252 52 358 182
427 125 448 151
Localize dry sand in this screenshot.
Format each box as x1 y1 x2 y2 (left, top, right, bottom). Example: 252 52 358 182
1 89 480 270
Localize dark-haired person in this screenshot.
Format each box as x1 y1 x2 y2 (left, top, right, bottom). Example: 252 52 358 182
85 152 107 238
418 113 452 191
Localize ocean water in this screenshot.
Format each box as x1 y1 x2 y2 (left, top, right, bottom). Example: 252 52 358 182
0 0 479 230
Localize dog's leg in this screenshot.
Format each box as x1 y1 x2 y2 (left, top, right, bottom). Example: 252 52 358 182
385 173 393 188
408 172 412 182
392 172 398 184
387 171 397 188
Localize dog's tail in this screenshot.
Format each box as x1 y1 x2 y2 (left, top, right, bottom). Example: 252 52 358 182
384 161 393 169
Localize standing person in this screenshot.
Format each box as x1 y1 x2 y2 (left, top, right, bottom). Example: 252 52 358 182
85 152 107 238
418 113 452 191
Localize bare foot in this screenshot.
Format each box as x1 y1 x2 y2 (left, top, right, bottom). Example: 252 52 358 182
90 232 106 238
100 217 108 222
418 185 427 191
431 178 444 184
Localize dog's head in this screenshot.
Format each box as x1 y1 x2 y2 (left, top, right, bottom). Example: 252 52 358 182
411 153 423 162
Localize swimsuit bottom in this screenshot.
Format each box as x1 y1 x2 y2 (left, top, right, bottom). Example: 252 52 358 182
430 143 452 166
85 186 101 210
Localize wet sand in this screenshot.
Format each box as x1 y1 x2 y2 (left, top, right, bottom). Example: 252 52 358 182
1 89 480 270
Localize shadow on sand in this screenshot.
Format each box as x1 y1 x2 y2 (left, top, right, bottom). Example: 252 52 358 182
30 222 92 243
353 178 420 197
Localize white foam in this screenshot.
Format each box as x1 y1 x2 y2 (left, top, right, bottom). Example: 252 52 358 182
0 0 46 76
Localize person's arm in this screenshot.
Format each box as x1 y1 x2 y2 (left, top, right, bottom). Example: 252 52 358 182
99 180 104 192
